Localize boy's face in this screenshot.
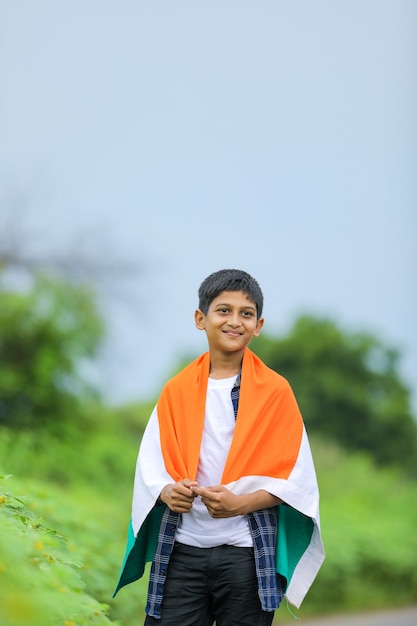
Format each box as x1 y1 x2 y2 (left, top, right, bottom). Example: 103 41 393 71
194 290 264 354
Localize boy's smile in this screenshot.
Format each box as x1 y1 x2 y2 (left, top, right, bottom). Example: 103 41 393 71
194 290 264 355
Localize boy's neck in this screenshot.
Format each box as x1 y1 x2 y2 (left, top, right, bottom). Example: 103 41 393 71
209 351 242 380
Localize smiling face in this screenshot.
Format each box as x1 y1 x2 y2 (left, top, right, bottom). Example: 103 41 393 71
194 290 264 357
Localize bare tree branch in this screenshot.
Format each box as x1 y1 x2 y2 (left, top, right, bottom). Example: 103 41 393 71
0 204 146 305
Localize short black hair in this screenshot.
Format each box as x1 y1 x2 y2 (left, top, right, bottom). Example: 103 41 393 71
198 269 264 319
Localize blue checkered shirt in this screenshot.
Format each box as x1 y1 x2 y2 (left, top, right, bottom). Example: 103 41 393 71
146 373 285 618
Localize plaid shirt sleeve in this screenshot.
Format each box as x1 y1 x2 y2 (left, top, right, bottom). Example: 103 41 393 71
248 508 285 610
145 506 180 618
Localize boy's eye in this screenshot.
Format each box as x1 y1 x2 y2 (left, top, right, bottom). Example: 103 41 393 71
216 308 254 317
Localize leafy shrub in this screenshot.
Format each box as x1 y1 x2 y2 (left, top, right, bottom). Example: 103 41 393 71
0 475 116 626
2 431 417 626
0 399 151 488
299 439 417 616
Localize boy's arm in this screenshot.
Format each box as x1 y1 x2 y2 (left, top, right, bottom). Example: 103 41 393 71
192 485 283 518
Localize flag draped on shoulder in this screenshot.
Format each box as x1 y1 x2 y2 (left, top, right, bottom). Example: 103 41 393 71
114 348 325 609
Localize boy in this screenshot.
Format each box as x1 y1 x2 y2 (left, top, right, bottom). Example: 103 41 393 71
114 269 325 625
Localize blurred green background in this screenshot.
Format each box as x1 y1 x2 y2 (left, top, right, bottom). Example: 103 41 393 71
1 274 416 626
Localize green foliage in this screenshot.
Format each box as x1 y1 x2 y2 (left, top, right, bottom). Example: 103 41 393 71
301 439 417 616
252 316 417 475
0 399 151 488
0 398 152 625
0 274 103 432
0 475 116 626
2 432 417 626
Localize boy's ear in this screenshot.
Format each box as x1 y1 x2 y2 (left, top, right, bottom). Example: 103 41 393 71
194 309 206 330
253 317 264 337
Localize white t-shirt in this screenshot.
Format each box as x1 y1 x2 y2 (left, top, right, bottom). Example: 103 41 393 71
175 375 253 548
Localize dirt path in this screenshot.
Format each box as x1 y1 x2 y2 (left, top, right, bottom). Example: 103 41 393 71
281 605 417 626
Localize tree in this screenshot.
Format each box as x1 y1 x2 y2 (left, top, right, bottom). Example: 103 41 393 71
252 315 417 475
0 273 103 432
0 204 146 432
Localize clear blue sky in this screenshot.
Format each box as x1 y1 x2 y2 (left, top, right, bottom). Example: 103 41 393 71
1 2 416 409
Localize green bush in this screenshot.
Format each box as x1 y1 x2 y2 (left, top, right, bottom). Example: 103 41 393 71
2 420 417 625
0 475 116 626
299 439 417 616
0 400 151 488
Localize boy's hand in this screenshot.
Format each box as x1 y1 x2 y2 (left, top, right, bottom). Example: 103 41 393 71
159 479 198 513
192 485 242 518
192 485 283 517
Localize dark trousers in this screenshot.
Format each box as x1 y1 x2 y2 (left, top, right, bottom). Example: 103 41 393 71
144 542 275 626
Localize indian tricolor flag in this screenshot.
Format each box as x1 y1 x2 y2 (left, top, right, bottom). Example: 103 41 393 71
115 349 325 609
